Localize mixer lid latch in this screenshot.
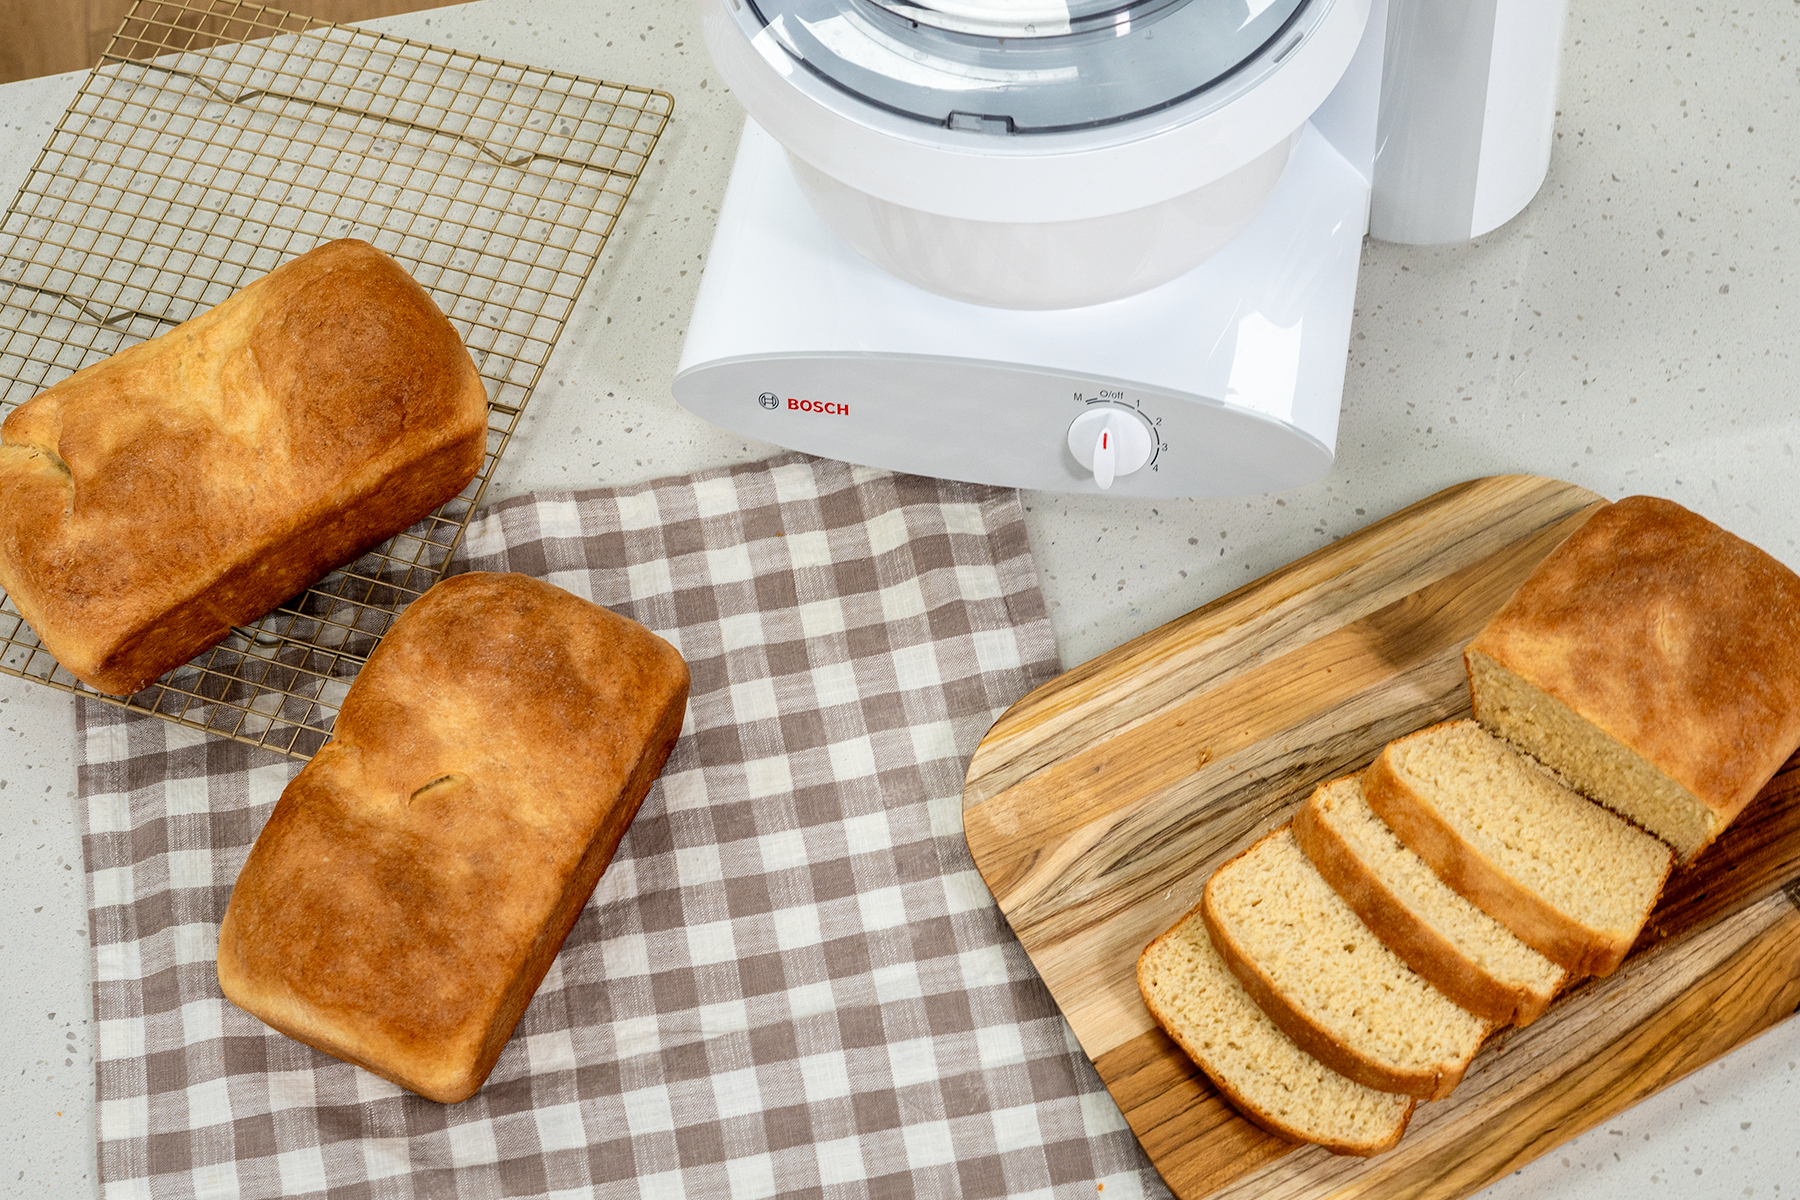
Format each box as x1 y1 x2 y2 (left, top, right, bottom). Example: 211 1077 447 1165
947 111 1016 134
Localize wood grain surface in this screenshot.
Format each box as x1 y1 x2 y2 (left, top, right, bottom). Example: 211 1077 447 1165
0 0 460 86
962 475 1800 1200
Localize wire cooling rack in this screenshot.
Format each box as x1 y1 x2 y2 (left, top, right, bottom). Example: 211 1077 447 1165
0 0 672 758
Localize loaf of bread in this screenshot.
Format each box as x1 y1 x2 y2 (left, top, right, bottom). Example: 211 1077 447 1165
1293 774 1566 1026
0 238 489 695
1132 493 1800 1154
1138 898 1415 1156
1202 825 1491 1101
1466 495 1800 861
216 571 690 1103
1364 721 1673 978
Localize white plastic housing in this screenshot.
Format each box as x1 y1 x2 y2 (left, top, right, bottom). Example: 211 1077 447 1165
786 135 1297 310
699 0 1373 306
1372 0 1568 243
673 117 1371 497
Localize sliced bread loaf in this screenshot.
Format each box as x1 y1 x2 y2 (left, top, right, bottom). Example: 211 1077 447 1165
1138 901 1415 1156
1293 774 1567 1026
1465 494 1800 862
1364 720 1673 978
1202 825 1491 1101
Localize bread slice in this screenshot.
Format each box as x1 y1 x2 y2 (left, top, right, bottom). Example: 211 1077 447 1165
1138 902 1415 1156
218 572 690 1103
1466 494 1800 862
1293 775 1567 1027
1364 720 1672 978
1202 826 1491 1100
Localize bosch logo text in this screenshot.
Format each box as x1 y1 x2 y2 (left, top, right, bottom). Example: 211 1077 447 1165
787 398 848 416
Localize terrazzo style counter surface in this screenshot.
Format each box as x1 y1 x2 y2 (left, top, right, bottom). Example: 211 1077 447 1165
2 0 1796 1195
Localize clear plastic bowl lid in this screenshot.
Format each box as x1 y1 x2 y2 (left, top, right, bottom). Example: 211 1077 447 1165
744 0 1318 134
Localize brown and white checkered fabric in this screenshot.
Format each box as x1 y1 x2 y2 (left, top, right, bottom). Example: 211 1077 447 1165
78 454 1166 1199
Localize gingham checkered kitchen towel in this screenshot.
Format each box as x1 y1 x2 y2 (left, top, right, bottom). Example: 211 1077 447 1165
78 453 1167 1200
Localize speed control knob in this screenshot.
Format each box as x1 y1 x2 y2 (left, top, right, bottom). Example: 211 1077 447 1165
1067 407 1154 490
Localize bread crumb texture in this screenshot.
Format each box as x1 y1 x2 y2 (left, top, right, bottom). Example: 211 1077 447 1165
1385 721 1671 936
1206 828 1488 1085
1311 776 1564 999
1469 649 1714 856
1138 907 1412 1154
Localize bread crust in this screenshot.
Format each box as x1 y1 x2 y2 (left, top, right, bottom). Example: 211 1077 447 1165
1202 827 1485 1101
216 572 689 1103
1136 909 1414 1157
0 238 489 695
1465 494 1800 860
1362 730 1665 978
1292 781 1562 1027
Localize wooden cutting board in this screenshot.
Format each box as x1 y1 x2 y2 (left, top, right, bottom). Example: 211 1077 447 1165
963 475 1800 1200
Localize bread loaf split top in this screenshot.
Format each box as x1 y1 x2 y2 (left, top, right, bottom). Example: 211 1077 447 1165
0 238 490 695
217 571 690 1104
1465 494 1800 861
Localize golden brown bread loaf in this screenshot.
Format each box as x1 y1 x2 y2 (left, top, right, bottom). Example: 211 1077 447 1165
1465 495 1800 861
1137 491 1800 1154
216 571 690 1103
0 238 489 695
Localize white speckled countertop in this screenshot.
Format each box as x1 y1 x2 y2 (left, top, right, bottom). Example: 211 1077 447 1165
2 0 1797 1195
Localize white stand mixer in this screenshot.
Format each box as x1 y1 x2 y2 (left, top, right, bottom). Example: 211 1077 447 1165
675 0 1566 497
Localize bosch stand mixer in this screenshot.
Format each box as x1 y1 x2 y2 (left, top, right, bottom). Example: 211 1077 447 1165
675 0 1567 497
